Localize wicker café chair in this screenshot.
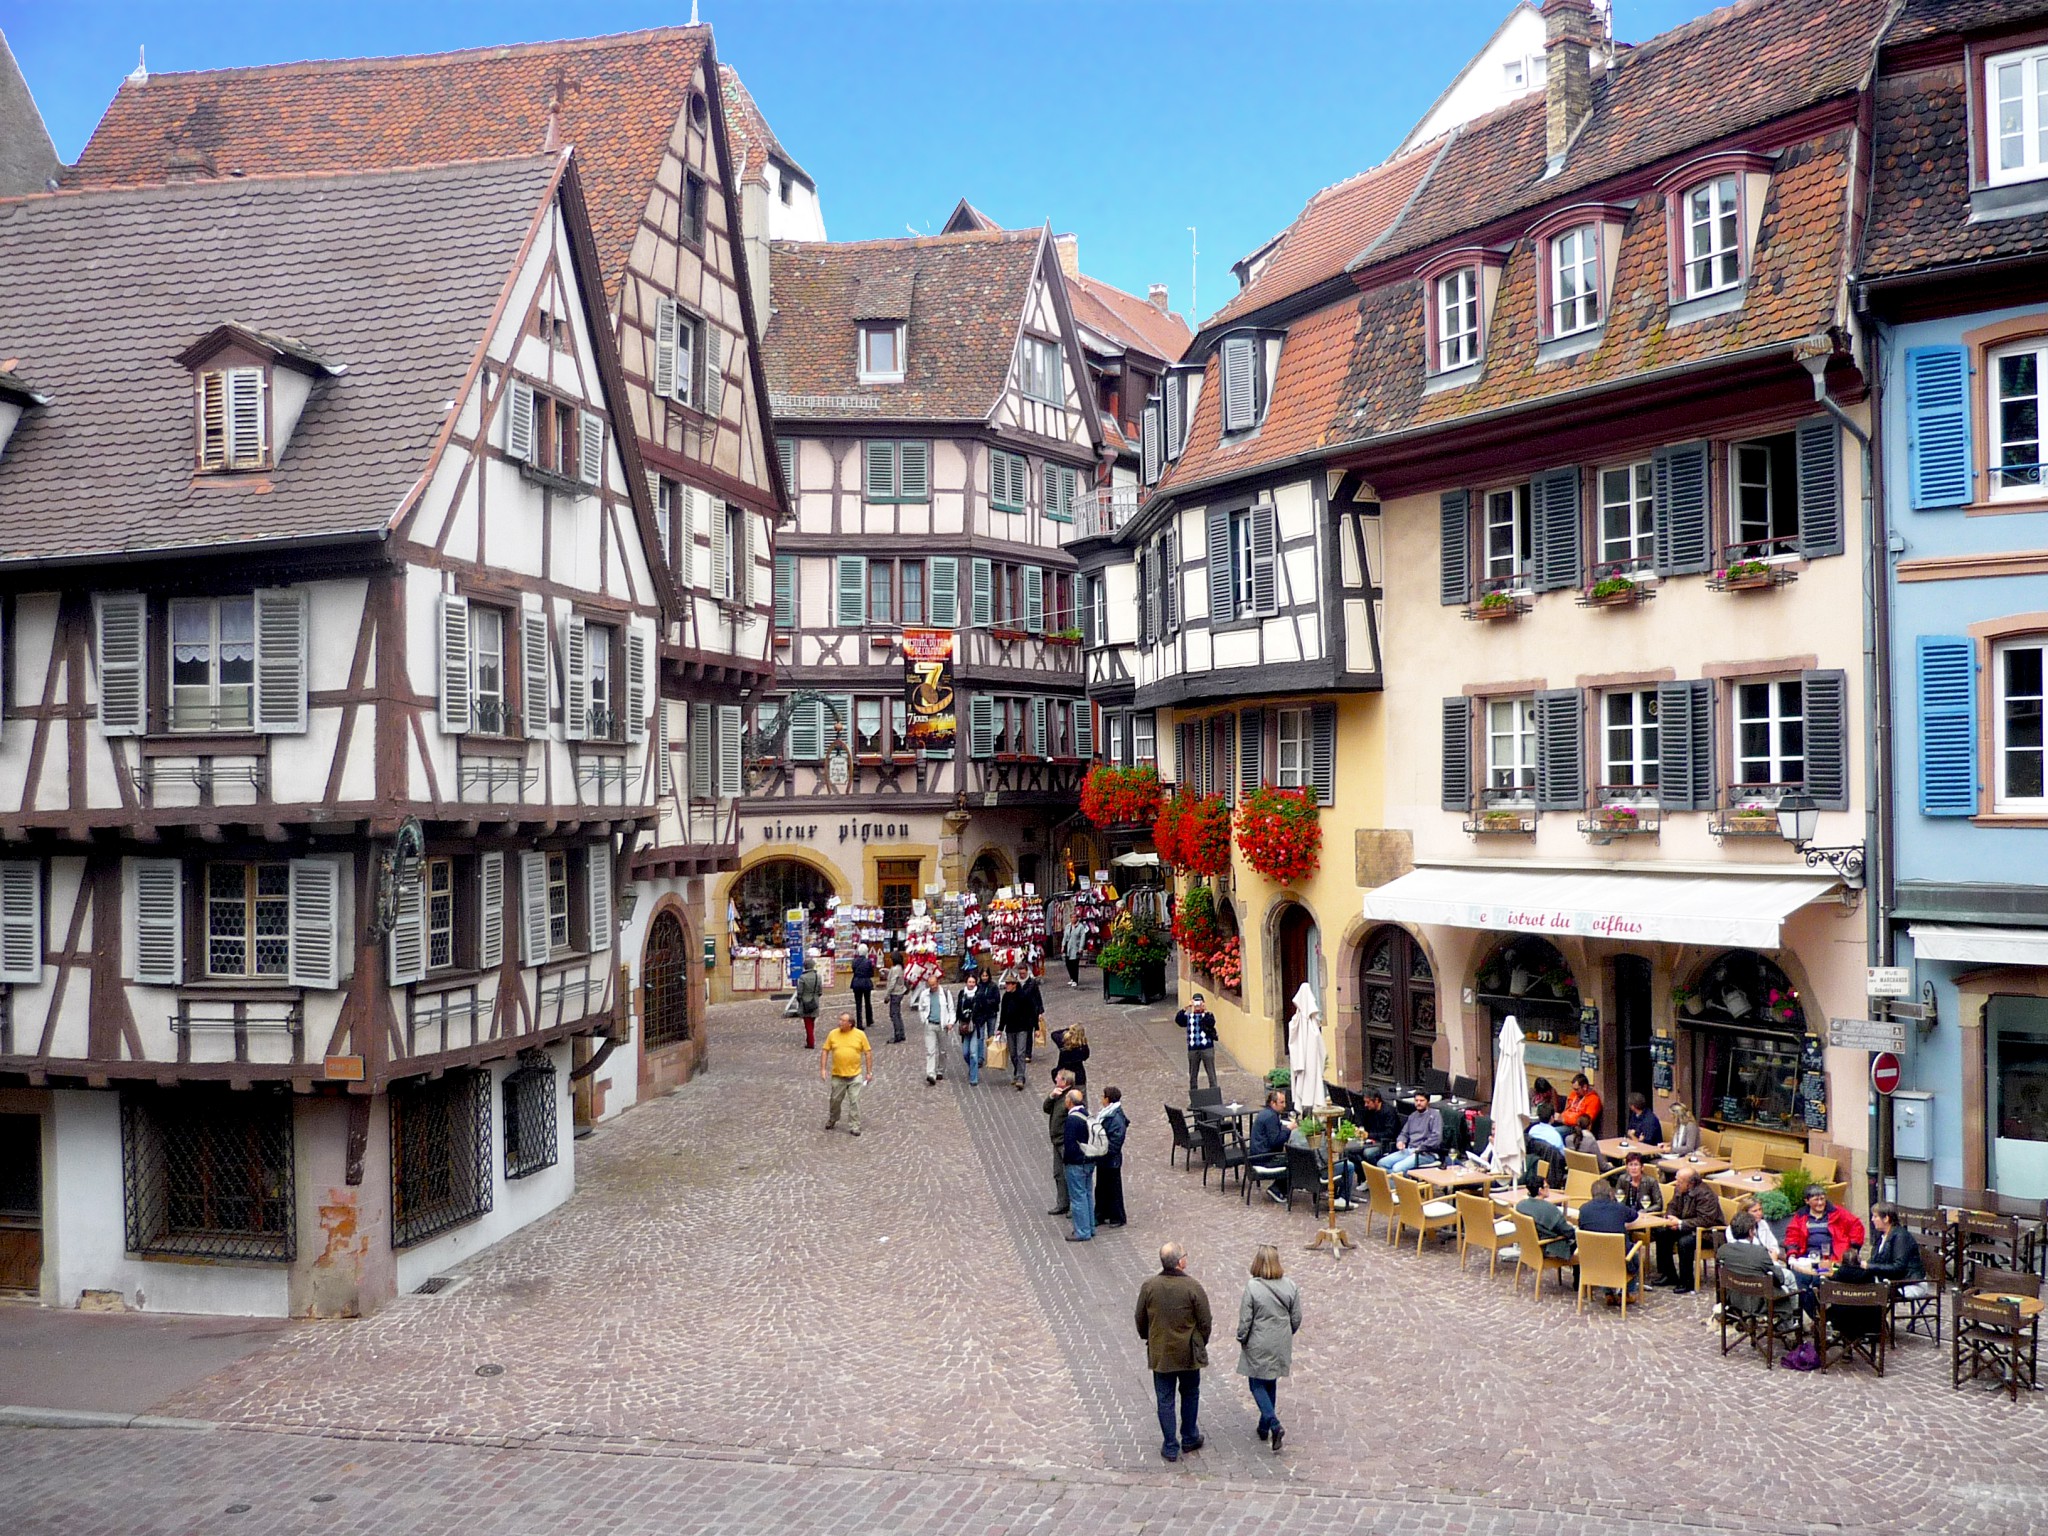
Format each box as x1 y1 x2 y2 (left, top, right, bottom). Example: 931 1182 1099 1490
1359 1161 1398 1244
1456 1192 1518 1279
1509 1208 1574 1300
1391 1174 1458 1254
1575 1229 1644 1318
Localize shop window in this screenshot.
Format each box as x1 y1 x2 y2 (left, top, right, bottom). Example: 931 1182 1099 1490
1990 996 2048 1194
1675 950 1808 1136
120 1088 295 1262
1475 935 1581 1050
390 1068 494 1248
730 860 836 947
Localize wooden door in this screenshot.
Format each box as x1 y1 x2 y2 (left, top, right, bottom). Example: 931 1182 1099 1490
1358 926 1436 1092
0 1113 41 1293
1278 905 1315 1012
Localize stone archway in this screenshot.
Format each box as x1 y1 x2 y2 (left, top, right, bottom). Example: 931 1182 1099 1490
641 908 692 1051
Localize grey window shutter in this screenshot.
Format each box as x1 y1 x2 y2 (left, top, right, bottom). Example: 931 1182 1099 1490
1165 374 1184 457
561 614 589 741
689 702 714 797
708 495 730 601
519 851 550 965
387 870 426 985
1802 669 1849 811
0 861 42 985
673 486 695 589
1796 418 1843 559
1074 699 1094 758
1163 529 1179 631
654 298 679 399
656 696 672 796
1534 468 1582 592
439 593 472 736
1441 698 1471 811
506 378 535 462
1534 688 1585 811
703 329 724 418
521 608 551 737
95 592 148 735
777 436 796 493
1439 491 1470 606
253 587 309 734
1222 335 1257 431
588 843 614 953
929 557 959 628
286 859 340 990
835 555 867 627
132 858 184 984
1031 697 1048 757
774 553 797 629
1207 507 1234 621
969 695 996 758
1136 548 1152 646
1251 501 1279 615
1240 708 1264 796
717 705 744 798
1653 443 1711 575
1141 403 1161 484
1218 715 1237 804
1309 704 1337 807
898 440 930 502
578 413 604 485
477 851 505 970
1656 680 1714 810
865 440 896 501
738 509 755 609
970 559 993 628
625 628 649 744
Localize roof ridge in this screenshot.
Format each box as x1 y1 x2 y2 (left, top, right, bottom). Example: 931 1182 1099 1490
124 25 708 83
3 150 560 208
771 228 1039 253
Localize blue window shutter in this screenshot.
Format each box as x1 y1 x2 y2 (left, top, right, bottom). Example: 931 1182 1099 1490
1905 346 1972 510
1918 636 1978 816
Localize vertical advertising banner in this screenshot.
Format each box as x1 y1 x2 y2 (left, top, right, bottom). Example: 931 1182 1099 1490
903 628 956 752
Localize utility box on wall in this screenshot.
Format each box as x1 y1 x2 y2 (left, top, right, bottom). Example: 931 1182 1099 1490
1892 1090 1934 1209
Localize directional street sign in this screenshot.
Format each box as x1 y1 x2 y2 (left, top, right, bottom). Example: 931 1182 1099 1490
1828 1017 1908 1053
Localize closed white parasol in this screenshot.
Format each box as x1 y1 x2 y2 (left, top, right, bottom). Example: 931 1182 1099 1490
1490 1014 1531 1181
1288 982 1327 1114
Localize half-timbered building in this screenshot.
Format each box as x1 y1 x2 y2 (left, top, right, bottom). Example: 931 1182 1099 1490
0 151 667 1315
66 25 788 1114
738 225 1103 981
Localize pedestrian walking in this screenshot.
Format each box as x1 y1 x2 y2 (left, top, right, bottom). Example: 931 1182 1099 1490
849 945 877 1033
1235 1245 1302 1454
884 952 907 1043
1062 920 1087 988
1096 1086 1129 1227
914 977 954 1086
1062 1088 1100 1242
956 972 989 1085
1043 1069 1075 1215
1000 973 1036 1090
794 957 824 1050
1176 993 1219 1095
1134 1242 1210 1462
820 1011 871 1135
1049 1022 1089 1093
1020 968 1046 1064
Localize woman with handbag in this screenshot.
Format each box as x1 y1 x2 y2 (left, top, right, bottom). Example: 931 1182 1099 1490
954 973 987 1086
1095 1086 1129 1227
1236 1245 1302 1453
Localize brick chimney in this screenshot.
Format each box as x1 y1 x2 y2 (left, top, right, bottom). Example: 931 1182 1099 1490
1054 233 1079 278
164 146 217 181
1148 283 1170 312
1542 0 1598 167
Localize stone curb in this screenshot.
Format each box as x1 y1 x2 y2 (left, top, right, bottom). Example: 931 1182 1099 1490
0 1406 219 1431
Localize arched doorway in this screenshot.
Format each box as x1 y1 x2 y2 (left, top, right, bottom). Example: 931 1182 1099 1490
730 858 838 947
1276 903 1320 1016
967 848 1011 904
1677 949 1809 1136
642 910 691 1049
1358 925 1435 1092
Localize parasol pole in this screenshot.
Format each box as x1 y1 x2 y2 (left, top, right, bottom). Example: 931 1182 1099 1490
1305 1116 1353 1258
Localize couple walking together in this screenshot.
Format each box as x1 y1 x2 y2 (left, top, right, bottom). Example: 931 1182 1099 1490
918 968 1047 1089
1135 1242 1303 1460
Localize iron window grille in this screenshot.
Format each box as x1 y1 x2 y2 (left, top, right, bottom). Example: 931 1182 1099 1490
390 1068 493 1249
641 911 692 1049
121 1089 295 1262
502 1052 559 1181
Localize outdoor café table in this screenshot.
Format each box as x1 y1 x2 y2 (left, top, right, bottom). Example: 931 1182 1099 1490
1660 1153 1732 1178
1597 1137 1669 1162
1195 1102 1257 1145
1709 1168 1776 1200
1406 1164 1494 1195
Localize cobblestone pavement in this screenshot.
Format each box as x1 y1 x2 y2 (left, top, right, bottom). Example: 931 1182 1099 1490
7 985 2046 1534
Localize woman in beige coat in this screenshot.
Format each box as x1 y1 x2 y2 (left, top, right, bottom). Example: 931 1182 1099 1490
1235 1245 1302 1453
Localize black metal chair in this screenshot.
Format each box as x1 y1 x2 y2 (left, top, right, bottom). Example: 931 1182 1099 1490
1189 1086 1224 1111
1421 1067 1452 1098
1244 1144 1289 1205
1452 1075 1480 1102
1816 1281 1888 1376
1163 1105 1198 1170
1718 1270 1803 1367
1283 1143 1329 1216
1197 1122 1248 1193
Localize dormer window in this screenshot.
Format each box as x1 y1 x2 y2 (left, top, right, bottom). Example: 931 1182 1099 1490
859 322 905 383
1436 268 1480 370
1220 332 1270 433
177 323 338 478
1531 204 1629 349
1418 248 1508 382
1988 45 2048 187
199 367 268 471
1681 177 1742 298
1548 225 1600 337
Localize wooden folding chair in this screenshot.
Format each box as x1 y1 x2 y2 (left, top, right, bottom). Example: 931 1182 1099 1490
1816 1280 1888 1376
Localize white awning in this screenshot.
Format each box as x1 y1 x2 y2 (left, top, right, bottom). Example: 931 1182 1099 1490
1910 924 2048 966
1111 851 1161 868
1361 866 1834 950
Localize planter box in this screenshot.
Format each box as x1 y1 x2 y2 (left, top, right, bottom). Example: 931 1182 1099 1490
1724 572 1773 591
1472 602 1520 621
1103 959 1167 1004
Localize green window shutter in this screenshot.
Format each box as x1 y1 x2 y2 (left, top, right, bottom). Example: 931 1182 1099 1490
930 557 960 628
969 695 997 758
1309 704 1336 807
971 559 994 628
1024 567 1045 633
865 441 896 502
777 437 796 493
774 553 797 630
835 555 868 627
897 440 930 502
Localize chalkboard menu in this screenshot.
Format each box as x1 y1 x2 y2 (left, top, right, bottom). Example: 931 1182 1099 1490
1650 1037 1675 1093
1577 1008 1600 1075
1799 1034 1828 1131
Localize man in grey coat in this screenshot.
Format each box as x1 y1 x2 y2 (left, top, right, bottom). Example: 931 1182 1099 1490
1135 1241 1211 1462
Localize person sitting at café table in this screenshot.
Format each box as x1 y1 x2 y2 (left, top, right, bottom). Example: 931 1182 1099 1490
1624 1093 1663 1146
1526 1106 1565 1154
1530 1078 1559 1122
1515 1171 1576 1268
1379 1089 1442 1176
1560 1073 1603 1135
1576 1178 1639 1302
1865 1201 1930 1297
1652 1165 1721 1294
1717 1211 1800 1325
1784 1182 1866 1315
1667 1102 1702 1157
1819 1243 1885 1341
1739 1193 1785 1260
1565 1121 1603 1162
1350 1088 1402 1166
1248 1091 1294 1203
1521 1109 1567 1186
1611 1152 1664 1216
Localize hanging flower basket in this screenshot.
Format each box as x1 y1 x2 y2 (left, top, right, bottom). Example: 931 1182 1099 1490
1080 763 1163 829
1234 786 1322 885
1155 790 1230 875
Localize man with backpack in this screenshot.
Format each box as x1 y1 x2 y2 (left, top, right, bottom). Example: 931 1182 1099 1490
1062 1086 1106 1241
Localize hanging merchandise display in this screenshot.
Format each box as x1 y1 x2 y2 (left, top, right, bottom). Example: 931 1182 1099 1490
985 885 1047 976
1064 880 1111 960
903 900 944 989
959 891 985 968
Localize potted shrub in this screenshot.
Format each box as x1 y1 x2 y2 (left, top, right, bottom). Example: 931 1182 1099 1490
1100 912 1169 1003
1081 763 1163 828
1235 785 1322 885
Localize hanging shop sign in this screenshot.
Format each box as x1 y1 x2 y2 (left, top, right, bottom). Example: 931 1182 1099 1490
903 628 956 753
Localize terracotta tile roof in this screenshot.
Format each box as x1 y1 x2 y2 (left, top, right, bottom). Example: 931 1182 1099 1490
64 27 711 305
0 156 559 563
1861 59 2048 280
1369 0 1892 270
1335 131 1854 444
718 62 805 191
1887 0 2048 43
1155 297 1363 496
1068 272 1192 364
765 230 1045 422
1202 146 1438 330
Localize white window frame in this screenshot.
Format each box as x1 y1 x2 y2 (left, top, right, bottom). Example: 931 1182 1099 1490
1483 484 1532 585
546 850 572 956
1987 44 2048 188
1231 510 1256 614
1435 267 1480 371
1597 461 1656 566
1734 677 1806 791
1022 335 1062 403
169 595 256 733
587 624 614 740
1601 689 1661 797
1486 696 1537 799
1275 707 1311 790
858 322 905 383
1133 712 1156 764
1990 337 2048 503
471 606 506 735
426 856 456 972
206 860 291 980
1548 224 1601 337
1106 711 1125 764
1731 434 1799 550
1682 176 1742 298
1995 638 2048 812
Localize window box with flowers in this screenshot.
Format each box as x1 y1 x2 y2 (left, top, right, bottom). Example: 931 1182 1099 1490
1708 558 1795 593
1080 763 1163 828
1154 790 1231 876
1234 786 1322 886
1044 627 1084 648
1467 588 1528 623
1575 566 1655 610
989 626 1027 642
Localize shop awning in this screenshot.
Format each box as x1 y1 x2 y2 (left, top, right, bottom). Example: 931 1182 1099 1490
1112 851 1162 868
1909 924 2048 966
1361 866 1835 950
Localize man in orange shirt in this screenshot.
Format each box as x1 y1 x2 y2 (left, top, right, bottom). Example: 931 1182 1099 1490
1560 1072 1603 1135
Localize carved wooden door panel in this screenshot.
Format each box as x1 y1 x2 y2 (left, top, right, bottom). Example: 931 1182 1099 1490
1359 926 1436 1092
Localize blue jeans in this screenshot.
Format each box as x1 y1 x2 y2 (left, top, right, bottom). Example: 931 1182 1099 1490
961 1028 985 1085
1007 1028 1031 1085
1153 1369 1200 1452
1381 1150 1439 1177
1248 1377 1280 1434
1065 1163 1095 1239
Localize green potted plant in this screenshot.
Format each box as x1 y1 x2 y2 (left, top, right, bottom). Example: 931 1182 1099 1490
1474 589 1519 620
1588 572 1641 606
1719 559 1772 590
1774 1164 1817 1210
1099 911 1169 1003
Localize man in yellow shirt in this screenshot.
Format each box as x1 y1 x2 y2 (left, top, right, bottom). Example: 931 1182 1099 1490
821 1011 872 1135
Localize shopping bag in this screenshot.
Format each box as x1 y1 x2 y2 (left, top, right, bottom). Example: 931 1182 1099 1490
986 1033 1009 1071
1034 1022 1048 1049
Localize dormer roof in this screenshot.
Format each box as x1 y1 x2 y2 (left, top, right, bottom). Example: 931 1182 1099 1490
174 321 344 377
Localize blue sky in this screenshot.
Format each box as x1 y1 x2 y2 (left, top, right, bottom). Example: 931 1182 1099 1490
10 0 1723 327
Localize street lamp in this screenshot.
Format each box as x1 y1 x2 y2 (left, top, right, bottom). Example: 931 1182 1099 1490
1775 789 1865 890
